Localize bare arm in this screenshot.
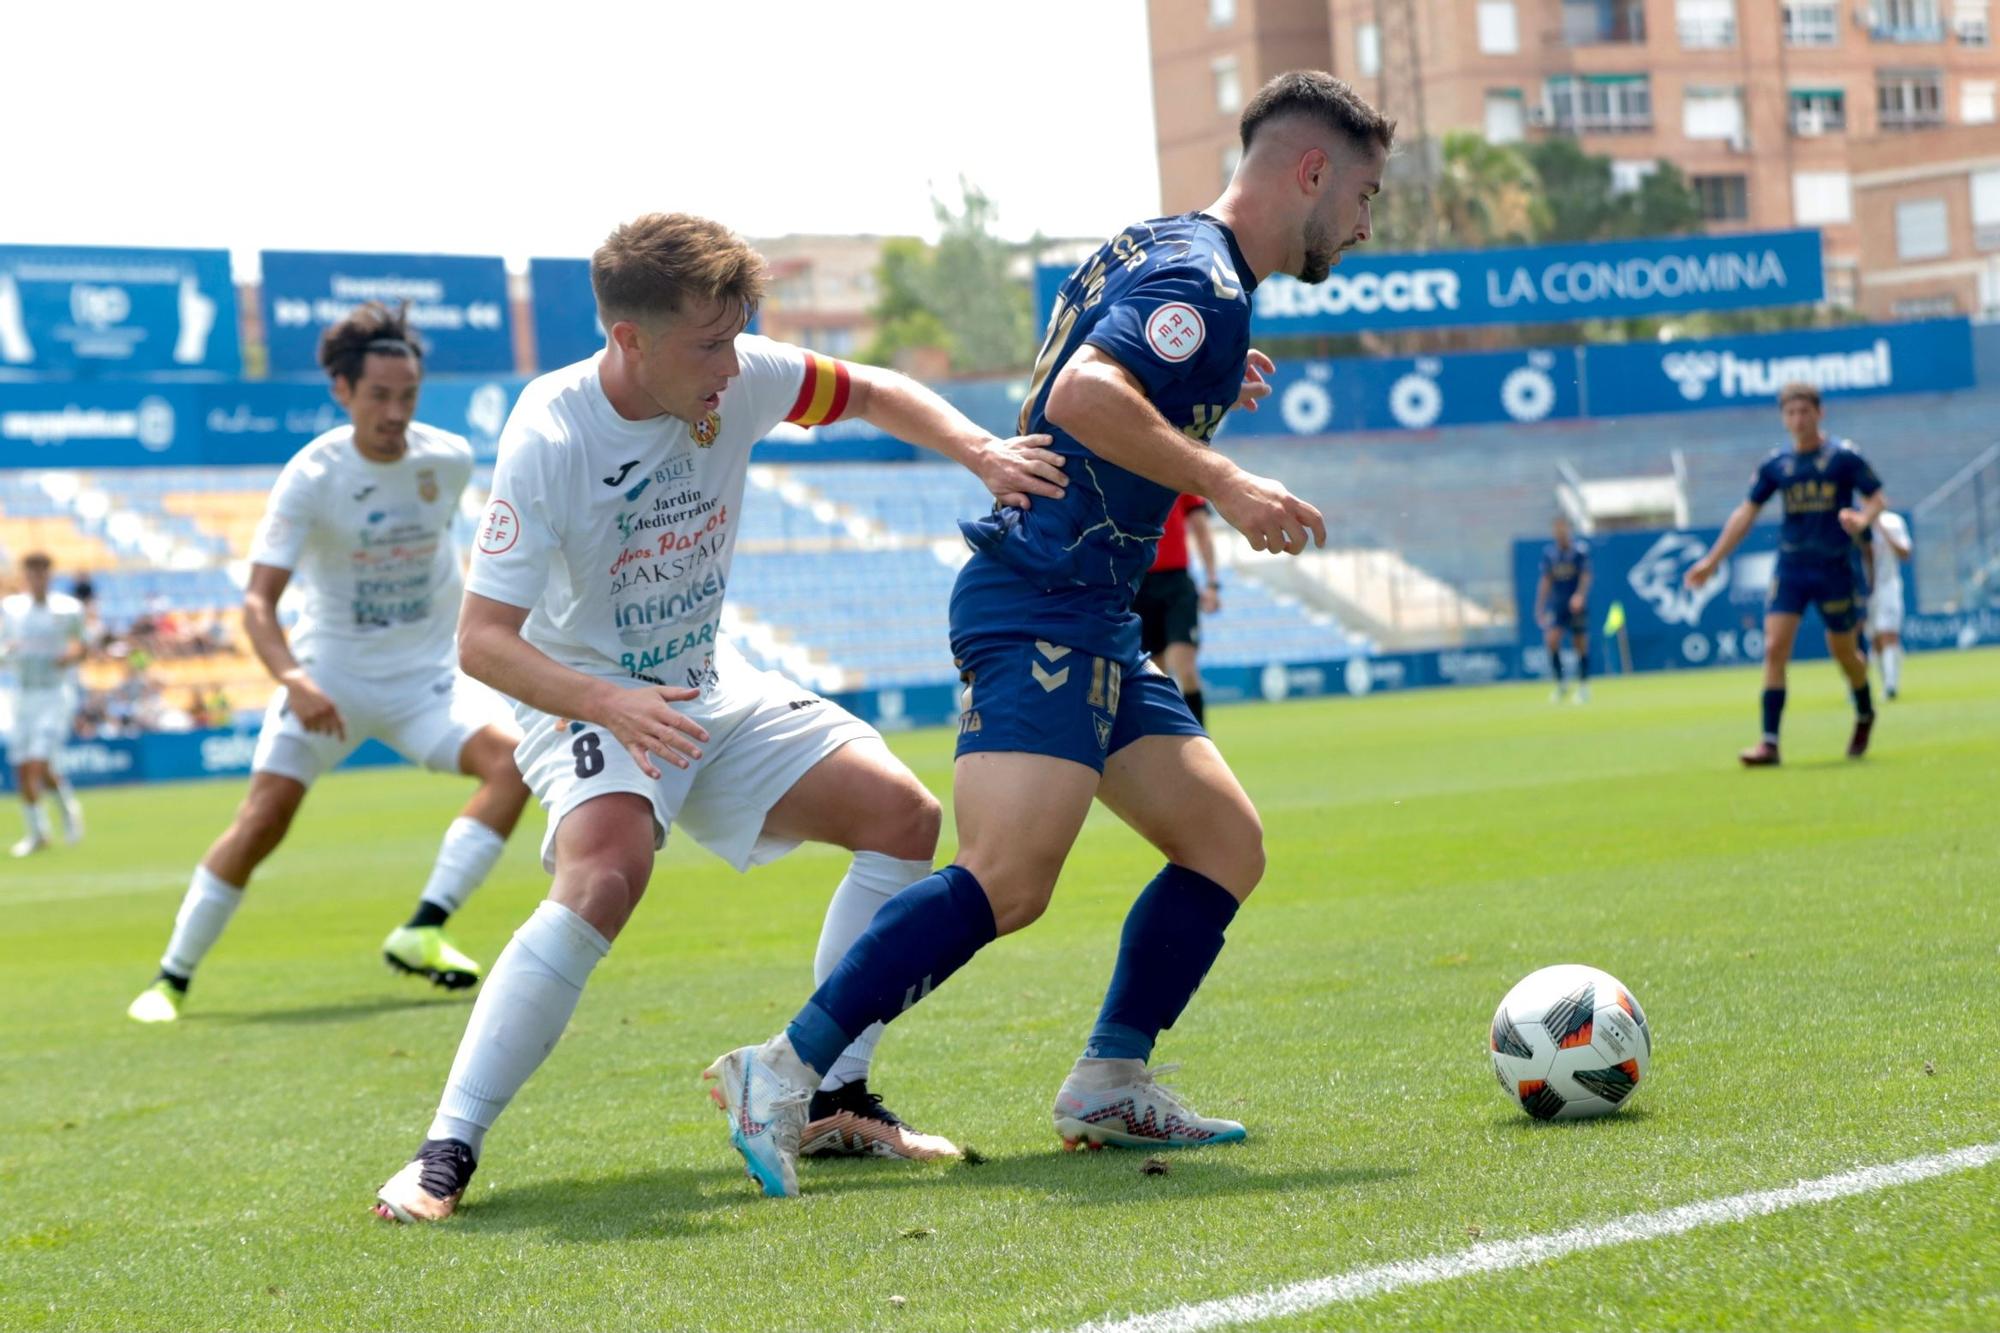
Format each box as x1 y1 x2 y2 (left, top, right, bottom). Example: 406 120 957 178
1045 346 1324 554
1839 490 1887 538
1881 519 1911 560
459 592 706 779
242 562 346 740
842 364 1065 509
1686 501 1761 588
1573 564 1592 611
1534 571 1551 619
1186 505 1222 612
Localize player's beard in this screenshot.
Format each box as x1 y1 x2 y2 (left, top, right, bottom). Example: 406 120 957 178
1297 218 1337 284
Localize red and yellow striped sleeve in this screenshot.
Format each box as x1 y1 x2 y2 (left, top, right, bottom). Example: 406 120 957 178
784 351 853 427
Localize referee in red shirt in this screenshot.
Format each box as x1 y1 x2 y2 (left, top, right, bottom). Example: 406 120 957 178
1134 493 1221 724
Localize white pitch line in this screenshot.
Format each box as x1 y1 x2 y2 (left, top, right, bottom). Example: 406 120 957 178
1061 1141 2000 1333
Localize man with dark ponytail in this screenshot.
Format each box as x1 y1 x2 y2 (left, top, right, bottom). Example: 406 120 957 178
127 302 532 1024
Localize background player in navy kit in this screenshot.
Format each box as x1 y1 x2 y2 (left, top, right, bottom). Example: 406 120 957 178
706 72 1393 1195
1686 381 1885 766
1535 515 1592 704
1135 493 1222 723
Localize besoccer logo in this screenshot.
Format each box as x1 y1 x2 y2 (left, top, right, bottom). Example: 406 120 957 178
1628 531 1726 626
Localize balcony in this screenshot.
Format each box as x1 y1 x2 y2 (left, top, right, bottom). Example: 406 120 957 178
1872 21 1947 40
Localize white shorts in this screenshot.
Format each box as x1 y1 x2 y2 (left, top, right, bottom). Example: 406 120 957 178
6 690 74 764
1868 588 1904 636
515 662 877 874
251 658 515 788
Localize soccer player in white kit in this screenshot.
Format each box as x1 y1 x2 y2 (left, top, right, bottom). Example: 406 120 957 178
372 213 1069 1222
2 553 87 856
1866 510 1912 699
126 303 531 1024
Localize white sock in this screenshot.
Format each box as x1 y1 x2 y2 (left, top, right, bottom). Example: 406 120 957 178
161 865 245 979
417 816 507 918
46 778 80 835
1883 645 1902 693
20 800 47 842
813 852 933 1093
428 900 609 1158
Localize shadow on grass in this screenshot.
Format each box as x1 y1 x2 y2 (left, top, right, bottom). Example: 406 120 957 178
195 994 473 1026
1497 1105 1661 1134
461 1151 1417 1240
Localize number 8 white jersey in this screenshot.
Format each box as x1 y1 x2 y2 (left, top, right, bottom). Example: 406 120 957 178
467 336 839 705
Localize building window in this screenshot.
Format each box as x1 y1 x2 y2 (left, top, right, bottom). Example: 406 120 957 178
1957 0 1992 44
1212 57 1242 115
1546 74 1654 132
1793 172 1853 224
1878 69 1946 127
1678 0 1737 47
1684 86 1746 141
1220 144 1243 190
1893 295 1961 317
1477 1 1521 52
1485 89 1527 143
1783 2 1840 44
1824 263 1860 307
1788 87 1848 133
1981 259 2000 315
1896 197 1951 259
1562 0 1647 44
1973 168 2000 249
1357 23 1382 76
1209 0 1236 27
1610 160 1658 194
1874 0 1946 39
1964 79 1998 122
1693 174 1749 221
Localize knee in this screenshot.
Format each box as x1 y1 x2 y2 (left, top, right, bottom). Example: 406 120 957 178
866 779 942 863
564 861 647 938
1159 810 1265 901
955 852 1062 936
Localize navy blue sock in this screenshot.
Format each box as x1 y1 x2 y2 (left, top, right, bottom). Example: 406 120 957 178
1852 683 1874 719
1085 864 1241 1062
1551 649 1566 684
1761 688 1786 742
1576 646 1590 682
785 865 996 1076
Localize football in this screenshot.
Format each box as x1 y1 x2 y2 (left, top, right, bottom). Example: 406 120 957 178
1490 964 1652 1121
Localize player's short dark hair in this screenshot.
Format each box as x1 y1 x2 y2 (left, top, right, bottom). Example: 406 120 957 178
317 301 424 388
21 551 52 572
1240 71 1396 155
1778 381 1821 410
593 213 766 328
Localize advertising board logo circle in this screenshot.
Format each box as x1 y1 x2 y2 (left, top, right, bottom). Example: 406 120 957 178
1344 656 1374 696
477 499 520 555
1388 374 1442 429
1501 367 1556 422
1145 303 1206 363
1280 379 1333 435
136 396 175 451
1259 661 1289 702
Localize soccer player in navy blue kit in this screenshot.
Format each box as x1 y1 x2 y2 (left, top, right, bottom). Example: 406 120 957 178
1685 381 1886 766
702 71 1394 1196
1535 515 1592 704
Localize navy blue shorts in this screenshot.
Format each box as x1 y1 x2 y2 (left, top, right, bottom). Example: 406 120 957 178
1768 561 1860 632
954 635 1204 772
1545 605 1588 636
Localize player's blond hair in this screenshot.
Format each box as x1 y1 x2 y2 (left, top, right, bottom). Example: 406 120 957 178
1778 381 1822 410
592 213 766 328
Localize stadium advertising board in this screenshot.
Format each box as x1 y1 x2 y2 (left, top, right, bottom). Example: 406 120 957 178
1582 318 1974 414
260 251 514 376
0 378 525 468
1227 346 1582 436
1505 523 1919 672
0 244 239 376
1036 229 1824 336
527 257 602 372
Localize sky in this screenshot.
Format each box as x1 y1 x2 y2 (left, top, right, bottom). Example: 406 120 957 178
0 0 1163 277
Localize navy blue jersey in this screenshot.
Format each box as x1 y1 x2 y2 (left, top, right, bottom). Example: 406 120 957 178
952 213 1257 663
1540 540 1590 604
1747 438 1881 565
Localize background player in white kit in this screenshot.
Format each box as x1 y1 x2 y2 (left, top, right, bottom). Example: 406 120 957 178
1866 510 1912 699
373 212 1069 1222
2 552 87 856
127 303 531 1024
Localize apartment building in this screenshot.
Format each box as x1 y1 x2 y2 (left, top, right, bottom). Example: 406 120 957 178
1150 0 1998 311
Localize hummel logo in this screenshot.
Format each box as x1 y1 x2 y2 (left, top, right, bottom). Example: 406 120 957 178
602 460 640 488
351 484 376 502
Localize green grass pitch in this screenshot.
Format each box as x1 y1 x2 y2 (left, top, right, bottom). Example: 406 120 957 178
5 651 1996 1331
